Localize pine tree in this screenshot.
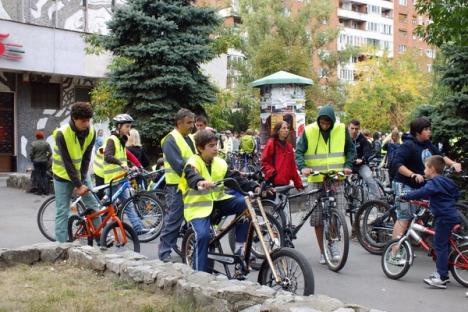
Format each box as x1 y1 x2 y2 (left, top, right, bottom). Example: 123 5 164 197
102 0 219 145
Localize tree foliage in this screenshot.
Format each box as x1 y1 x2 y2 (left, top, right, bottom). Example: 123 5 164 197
415 0 468 47
344 51 431 132
99 0 220 145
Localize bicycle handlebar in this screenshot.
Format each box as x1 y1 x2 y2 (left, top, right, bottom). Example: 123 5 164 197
311 170 345 179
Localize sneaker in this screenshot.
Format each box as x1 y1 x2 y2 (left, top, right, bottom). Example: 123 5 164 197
424 272 447 289
136 228 150 236
160 254 173 263
328 242 341 261
319 254 326 265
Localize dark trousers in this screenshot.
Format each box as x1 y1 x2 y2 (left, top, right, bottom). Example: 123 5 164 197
94 174 105 200
434 220 458 279
158 184 184 260
32 161 49 195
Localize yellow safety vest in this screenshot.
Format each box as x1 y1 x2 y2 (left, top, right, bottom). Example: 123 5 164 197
240 135 255 153
161 129 195 184
103 135 127 184
179 155 233 222
52 124 95 181
93 147 104 178
304 122 346 182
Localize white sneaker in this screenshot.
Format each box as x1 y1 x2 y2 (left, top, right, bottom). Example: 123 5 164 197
328 242 341 261
319 254 326 265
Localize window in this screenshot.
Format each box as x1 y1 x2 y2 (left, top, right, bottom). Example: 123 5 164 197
398 13 408 23
368 5 380 15
318 68 328 78
399 29 408 38
74 87 92 102
368 22 379 32
427 64 432 72
340 69 354 81
399 44 407 53
399 0 407 6
426 49 434 58
412 16 417 24
383 24 392 35
367 38 380 47
31 82 61 109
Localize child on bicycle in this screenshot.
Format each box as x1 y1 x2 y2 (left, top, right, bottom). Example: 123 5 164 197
179 129 259 275
401 155 460 289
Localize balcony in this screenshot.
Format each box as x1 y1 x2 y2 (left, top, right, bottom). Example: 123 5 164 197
337 8 367 22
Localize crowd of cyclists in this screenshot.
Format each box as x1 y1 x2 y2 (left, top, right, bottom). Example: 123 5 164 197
42 101 467 295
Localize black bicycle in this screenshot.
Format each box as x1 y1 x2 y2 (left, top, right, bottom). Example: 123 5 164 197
181 178 314 295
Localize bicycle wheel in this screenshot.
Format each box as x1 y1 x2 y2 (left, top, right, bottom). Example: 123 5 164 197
174 222 189 257
357 200 395 255
181 227 215 273
100 221 140 253
259 201 287 229
37 195 86 242
322 208 349 272
456 203 468 236
381 239 412 279
119 193 164 242
228 211 285 259
449 244 468 287
67 215 93 246
257 247 314 296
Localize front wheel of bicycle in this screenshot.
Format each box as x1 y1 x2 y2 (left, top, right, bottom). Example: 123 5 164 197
181 228 216 273
449 244 468 287
356 200 395 255
381 239 412 280
67 215 93 246
257 247 314 295
323 208 349 272
119 193 165 242
100 221 140 253
37 195 86 242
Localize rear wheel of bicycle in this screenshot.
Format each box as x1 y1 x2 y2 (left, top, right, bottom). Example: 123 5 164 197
181 228 215 273
67 215 93 246
323 208 349 272
228 211 285 259
173 222 189 257
100 221 140 253
357 200 395 255
119 193 164 242
260 201 287 229
456 203 468 236
449 244 468 287
381 239 412 279
37 195 86 242
257 247 314 295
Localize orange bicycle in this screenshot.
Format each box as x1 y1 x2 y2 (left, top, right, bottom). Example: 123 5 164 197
67 172 140 252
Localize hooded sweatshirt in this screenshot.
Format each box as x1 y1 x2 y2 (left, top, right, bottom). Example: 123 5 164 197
393 134 441 189
295 105 355 170
402 175 460 223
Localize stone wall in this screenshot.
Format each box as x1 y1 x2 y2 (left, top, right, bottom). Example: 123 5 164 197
0 243 385 312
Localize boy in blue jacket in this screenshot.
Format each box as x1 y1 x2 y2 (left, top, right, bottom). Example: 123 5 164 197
401 155 460 289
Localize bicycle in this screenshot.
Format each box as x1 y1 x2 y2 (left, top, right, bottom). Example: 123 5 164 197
67 172 140 252
381 200 468 287
38 169 164 243
181 178 314 295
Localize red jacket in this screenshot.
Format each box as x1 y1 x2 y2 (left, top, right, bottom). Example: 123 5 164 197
261 138 303 189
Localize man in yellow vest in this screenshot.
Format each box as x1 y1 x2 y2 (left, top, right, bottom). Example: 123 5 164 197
52 102 100 243
158 108 197 262
295 105 355 265
179 129 259 273
103 114 149 236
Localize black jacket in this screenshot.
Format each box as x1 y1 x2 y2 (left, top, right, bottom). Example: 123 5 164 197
353 133 373 164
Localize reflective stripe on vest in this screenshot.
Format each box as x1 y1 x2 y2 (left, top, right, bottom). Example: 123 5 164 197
103 135 127 184
161 129 194 184
179 155 233 222
304 122 346 183
52 124 95 181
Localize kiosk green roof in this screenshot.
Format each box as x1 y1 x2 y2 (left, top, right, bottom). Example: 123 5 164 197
251 71 313 87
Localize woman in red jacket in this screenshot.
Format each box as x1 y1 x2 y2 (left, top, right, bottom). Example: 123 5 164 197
261 121 303 190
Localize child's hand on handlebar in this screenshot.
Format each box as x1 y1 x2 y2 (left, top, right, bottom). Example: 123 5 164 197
74 185 89 196
197 180 215 190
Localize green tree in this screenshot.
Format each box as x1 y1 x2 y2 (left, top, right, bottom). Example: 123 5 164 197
100 0 220 145
344 51 432 132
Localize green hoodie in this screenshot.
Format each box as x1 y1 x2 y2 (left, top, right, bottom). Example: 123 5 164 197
295 105 355 170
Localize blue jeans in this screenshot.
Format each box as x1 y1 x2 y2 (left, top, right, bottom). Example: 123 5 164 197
158 185 184 260
54 176 100 243
358 165 380 200
109 181 144 233
191 196 248 272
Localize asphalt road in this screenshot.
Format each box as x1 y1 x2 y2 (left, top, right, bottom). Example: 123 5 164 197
0 180 466 312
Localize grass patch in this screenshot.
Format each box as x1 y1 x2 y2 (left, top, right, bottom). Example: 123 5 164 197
0 262 203 312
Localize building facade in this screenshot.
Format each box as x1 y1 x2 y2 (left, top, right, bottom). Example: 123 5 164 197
0 0 115 172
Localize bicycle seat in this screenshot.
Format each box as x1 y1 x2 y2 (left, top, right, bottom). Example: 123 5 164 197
275 185 294 194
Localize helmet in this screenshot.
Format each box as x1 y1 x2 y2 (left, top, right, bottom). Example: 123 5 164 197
113 114 134 125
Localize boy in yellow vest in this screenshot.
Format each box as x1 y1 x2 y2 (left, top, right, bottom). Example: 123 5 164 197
295 105 355 264
179 129 259 273
52 102 100 243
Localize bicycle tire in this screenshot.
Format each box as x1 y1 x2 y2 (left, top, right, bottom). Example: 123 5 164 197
181 227 216 273
323 208 349 272
356 200 395 255
119 193 165 242
260 201 287 229
257 247 315 295
455 203 468 236
381 239 412 280
37 195 86 242
227 210 285 259
449 244 468 287
100 221 140 253
67 215 93 246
